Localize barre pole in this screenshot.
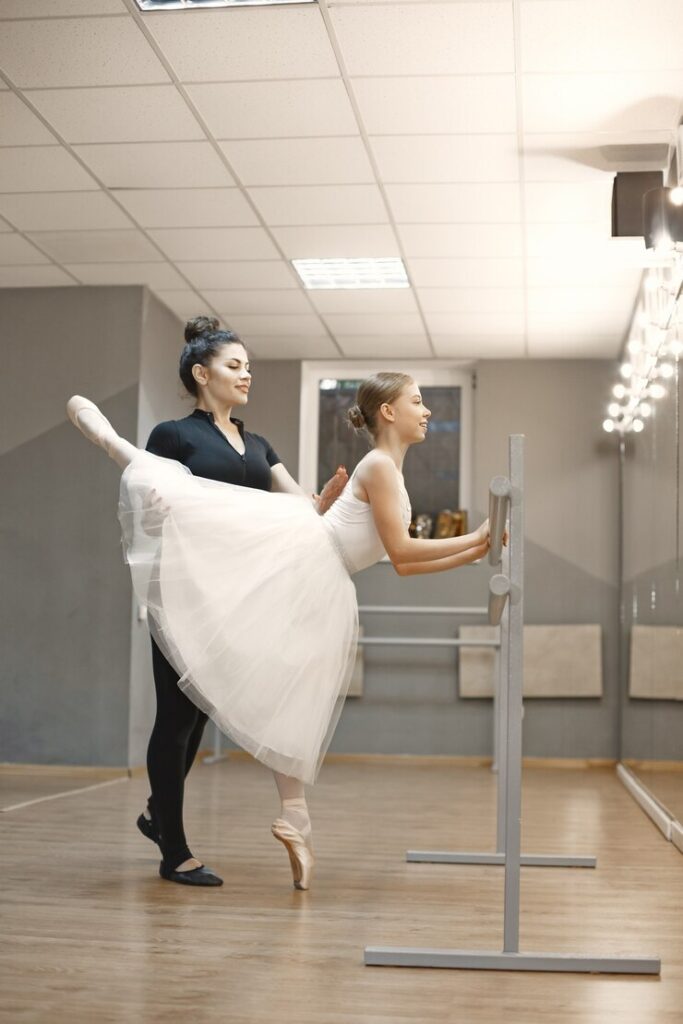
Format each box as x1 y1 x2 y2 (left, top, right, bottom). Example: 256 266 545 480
367 435 659 973
488 476 511 566
488 574 510 627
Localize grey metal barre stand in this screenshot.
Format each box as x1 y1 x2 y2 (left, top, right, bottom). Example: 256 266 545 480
405 469 596 871
365 435 661 975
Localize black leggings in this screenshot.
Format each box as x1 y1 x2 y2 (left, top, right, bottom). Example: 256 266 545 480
146 638 207 869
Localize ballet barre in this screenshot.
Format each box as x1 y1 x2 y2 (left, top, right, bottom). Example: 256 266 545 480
365 434 661 975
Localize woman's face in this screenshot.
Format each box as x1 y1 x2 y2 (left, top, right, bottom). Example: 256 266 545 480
197 342 251 407
384 381 431 443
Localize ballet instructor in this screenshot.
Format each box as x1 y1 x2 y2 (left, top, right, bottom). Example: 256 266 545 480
136 316 346 887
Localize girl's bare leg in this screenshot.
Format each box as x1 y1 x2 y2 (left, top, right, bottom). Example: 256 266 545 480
66 396 138 470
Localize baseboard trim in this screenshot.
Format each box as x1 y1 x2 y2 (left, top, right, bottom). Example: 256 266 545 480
224 751 617 771
0 762 129 779
617 763 683 855
622 758 683 773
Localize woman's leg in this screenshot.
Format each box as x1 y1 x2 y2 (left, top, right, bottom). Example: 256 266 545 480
66 396 137 469
144 711 207 828
147 638 208 871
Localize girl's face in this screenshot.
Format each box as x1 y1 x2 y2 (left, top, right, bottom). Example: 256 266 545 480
196 343 251 407
383 381 431 443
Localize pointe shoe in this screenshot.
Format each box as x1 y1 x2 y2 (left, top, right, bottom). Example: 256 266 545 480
271 818 314 891
66 395 115 454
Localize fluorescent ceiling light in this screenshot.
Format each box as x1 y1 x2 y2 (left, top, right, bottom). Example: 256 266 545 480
292 258 409 290
136 0 315 9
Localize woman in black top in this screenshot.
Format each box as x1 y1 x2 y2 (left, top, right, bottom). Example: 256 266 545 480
131 317 345 887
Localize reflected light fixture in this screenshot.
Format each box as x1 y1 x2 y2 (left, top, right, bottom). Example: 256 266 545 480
642 186 683 250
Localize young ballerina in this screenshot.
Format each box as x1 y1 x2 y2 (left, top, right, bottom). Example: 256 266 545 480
67 370 490 891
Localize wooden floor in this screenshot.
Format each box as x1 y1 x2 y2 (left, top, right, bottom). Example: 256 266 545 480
631 769 683 823
2 760 682 1024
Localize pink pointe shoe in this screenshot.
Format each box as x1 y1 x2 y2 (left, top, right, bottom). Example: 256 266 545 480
66 395 115 453
271 818 315 891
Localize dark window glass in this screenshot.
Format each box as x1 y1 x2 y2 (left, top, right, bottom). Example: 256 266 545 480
317 380 462 516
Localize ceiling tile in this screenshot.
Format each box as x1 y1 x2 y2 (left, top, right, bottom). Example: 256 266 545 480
177 261 297 290
113 189 257 228
147 7 338 82
425 311 525 336
0 93 56 146
245 335 339 359
522 70 683 134
418 287 524 314
309 288 418 314
0 18 168 88
331 3 513 76
0 147 96 192
408 258 523 288
272 224 399 258
188 80 358 140
0 191 132 231
370 134 519 184
337 334 432 358
203 289 312 314
352 75 517 134
224 314 325 337
221 137 374 186
521 0 683 74
0 264 75 286
28 229 160 264
322 312 424 335
153 290 204 322
526 258 642 289
248 185 386 226
525 222 612 259
526 332 621 358
526 286 630 315
522 130 673 183
73 142 234 189
386 183 521 223
432 334 526 358
27 86 204 145
149 227 279 261
524 181 614 223
527 309 631 336
398 223 523 259
65 261 187 288
0 233 50 265
0 1 125 14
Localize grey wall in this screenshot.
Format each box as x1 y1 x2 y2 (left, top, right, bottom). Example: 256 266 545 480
0 287 142 765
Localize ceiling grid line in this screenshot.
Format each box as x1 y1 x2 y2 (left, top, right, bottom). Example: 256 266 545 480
317 0 437 357
512 0 530 358
123 0 346 358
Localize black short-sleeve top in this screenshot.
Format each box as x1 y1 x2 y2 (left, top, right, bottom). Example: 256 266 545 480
146 409 281 491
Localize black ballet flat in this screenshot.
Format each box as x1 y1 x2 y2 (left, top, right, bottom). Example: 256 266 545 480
159 861 224 887
136 813 161 846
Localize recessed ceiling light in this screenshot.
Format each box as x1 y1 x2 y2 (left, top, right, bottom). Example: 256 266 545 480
292 258 409 290
135 0 315 10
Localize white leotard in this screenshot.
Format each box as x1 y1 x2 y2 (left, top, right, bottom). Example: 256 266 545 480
323 467 412 575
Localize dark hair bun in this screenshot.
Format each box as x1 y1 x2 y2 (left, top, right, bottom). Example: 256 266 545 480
347 405 366 430
184 316 220 344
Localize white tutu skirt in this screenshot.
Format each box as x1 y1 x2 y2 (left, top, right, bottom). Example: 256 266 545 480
119 451 358 784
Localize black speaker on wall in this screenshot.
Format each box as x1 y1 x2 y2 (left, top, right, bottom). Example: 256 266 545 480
611 170 664 237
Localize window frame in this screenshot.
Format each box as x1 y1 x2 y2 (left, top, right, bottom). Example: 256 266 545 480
299 360 475 510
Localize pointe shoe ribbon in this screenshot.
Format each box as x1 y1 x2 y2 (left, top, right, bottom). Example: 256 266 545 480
271 818 315 891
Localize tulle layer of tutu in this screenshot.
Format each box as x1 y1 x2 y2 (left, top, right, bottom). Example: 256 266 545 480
119 451 358 784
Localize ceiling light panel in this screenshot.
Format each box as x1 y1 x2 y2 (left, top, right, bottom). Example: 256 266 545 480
330 3 514 77
188 80 358 139
0 18 168 89
26 86 204 145
145 7 331 81
292 257 408 290
220 138 374 187
0 147 96 192
370 135 520 185
74 142 234 189
352 76 516 135
112 189 257 228
137 0 315 10
0 192 132 232
248 185 386 227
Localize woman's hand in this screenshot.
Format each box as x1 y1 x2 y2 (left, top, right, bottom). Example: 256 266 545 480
314 466 348 515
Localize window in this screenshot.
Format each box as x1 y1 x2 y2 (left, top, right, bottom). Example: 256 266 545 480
300 362 473 520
